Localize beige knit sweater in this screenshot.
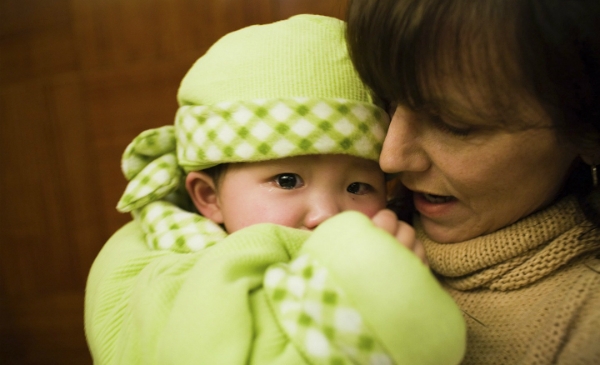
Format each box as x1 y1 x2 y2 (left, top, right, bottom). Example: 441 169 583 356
419 196 600 365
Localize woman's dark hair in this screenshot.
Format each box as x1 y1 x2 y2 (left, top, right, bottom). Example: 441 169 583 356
346 0 600 224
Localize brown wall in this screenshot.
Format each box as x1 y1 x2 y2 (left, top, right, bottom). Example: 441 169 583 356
0 0 347 363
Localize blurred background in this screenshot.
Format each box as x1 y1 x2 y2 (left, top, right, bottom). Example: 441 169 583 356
0 0 347 363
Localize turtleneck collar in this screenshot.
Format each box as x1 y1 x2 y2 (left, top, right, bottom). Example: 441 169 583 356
418 196 600 291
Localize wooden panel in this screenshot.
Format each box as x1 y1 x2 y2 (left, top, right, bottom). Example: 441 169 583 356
84 60 191 233
0 0 347 363
0 78 93 364
0 0 76 84
277 0 347 19
71 0 275 70
1 81 72 296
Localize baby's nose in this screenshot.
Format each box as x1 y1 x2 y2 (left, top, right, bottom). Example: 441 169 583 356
302 197 341 230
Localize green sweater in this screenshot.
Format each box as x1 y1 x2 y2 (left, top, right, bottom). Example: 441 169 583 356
85 211 465 364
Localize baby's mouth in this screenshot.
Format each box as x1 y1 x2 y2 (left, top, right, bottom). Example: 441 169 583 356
421 193 455 204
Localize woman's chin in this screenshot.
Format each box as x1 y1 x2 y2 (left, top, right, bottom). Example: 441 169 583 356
419 219 478 244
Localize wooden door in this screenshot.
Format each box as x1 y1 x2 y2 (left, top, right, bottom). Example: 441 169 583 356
0 0 347 363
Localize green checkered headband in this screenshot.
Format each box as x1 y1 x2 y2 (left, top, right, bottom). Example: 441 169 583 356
116 15 389 251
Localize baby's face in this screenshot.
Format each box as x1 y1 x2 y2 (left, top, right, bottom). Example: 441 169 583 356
215 154 386 232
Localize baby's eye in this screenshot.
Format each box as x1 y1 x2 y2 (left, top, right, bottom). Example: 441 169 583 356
347 182 373 195
275 173 304 190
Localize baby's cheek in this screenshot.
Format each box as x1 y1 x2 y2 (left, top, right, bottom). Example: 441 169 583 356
257 209 300 228
351 198 387 218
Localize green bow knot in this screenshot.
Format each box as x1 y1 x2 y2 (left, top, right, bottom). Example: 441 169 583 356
117 126 183 213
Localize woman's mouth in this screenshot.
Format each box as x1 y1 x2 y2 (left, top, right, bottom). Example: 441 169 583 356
421 193 455 204
413 192 457 218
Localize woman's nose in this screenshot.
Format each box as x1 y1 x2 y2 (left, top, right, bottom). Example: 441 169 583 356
302 196 341 230
379 106 430 173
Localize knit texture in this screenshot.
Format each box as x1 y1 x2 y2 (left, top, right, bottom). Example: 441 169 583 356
177 15 373 105
419 196 600 364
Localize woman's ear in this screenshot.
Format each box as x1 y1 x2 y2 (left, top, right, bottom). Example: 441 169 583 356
577 134 600 166
185 171 224 223
580 152 600 167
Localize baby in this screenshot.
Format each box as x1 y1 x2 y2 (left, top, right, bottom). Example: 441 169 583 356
117 13 399 251
88 14 465 365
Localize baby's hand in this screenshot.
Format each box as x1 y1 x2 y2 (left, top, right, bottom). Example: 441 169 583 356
371 209 428 266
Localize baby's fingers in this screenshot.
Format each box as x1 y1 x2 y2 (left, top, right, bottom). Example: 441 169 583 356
371 210 428 266
371 209 399 236
395 223 428 265
411 238 428 266
394 220 416 249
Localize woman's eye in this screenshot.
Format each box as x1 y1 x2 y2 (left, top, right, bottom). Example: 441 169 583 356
430 115 472 136
347 182 373 195
274 173 304 189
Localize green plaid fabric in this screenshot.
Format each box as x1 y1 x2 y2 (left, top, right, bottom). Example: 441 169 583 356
117 126 186 213
116 98 387 252
176 98 388 171
133 201 226 252
265 254 393 364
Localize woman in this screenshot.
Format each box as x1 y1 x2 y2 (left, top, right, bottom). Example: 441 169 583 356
346 0 600 364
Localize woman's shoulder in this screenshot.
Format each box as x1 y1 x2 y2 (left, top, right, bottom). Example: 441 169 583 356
544 250 600 297
552 251 600 363
570 251 600 295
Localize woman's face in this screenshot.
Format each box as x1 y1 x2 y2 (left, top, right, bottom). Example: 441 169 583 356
382 102 579 243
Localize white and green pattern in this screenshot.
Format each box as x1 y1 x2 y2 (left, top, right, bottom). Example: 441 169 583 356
117 98 387 252
265 254 393 365
176 98 388 171
134 201 227 252
118 126 181 213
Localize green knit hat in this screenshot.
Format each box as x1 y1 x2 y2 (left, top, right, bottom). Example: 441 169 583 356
175 14 388 172
117 14 388 213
